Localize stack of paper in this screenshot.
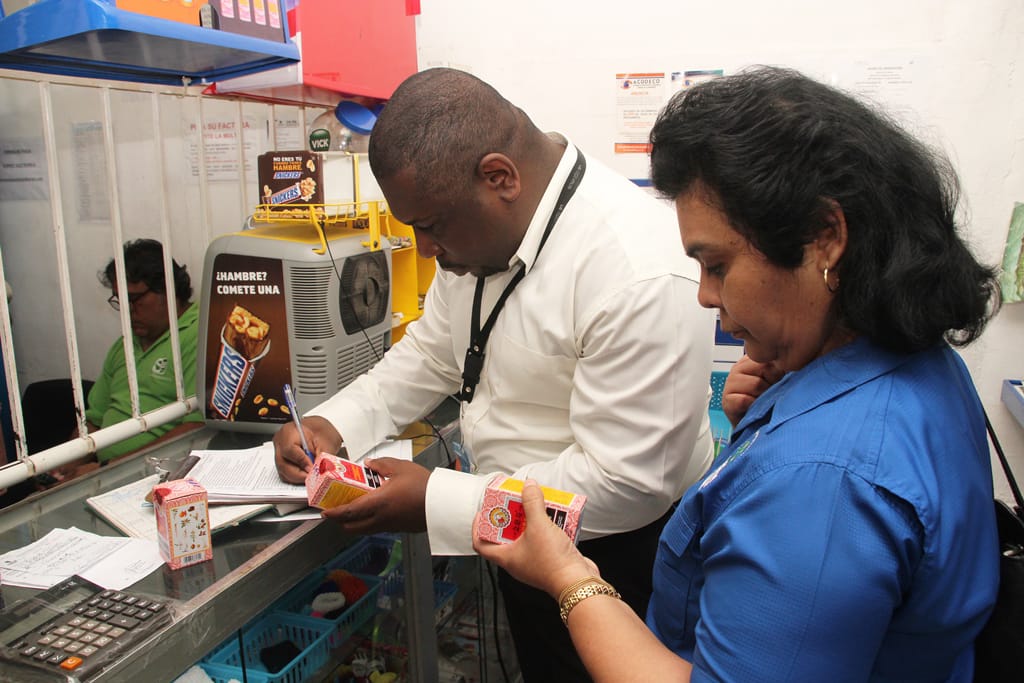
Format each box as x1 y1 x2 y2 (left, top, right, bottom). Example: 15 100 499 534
86 475 277 542
186 439 413 504
186 442 309 503
0 527 163 590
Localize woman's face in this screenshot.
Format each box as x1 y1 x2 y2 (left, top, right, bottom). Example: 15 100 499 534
675 187 845 373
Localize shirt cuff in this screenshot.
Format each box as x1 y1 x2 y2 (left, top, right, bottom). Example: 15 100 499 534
425 467 495 555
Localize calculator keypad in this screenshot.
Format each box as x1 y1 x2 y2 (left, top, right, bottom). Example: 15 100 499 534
12 590 166 673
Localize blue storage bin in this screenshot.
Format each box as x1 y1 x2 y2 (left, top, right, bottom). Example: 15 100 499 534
332 535 456 625
272 567 382 648
199 612 332 683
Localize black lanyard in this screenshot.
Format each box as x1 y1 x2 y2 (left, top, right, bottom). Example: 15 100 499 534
458 146 586 403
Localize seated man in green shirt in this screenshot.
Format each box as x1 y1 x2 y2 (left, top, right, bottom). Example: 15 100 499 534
55 239 203 482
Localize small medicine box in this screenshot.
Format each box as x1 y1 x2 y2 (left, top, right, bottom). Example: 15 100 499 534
477 475 586 545
153 478 212 569
306 453 385 510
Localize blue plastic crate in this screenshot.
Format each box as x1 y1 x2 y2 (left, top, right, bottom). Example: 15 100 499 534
199 612 332 683
272 567 382 648
320 536 454 624
329 536 407 612
330 534 403 577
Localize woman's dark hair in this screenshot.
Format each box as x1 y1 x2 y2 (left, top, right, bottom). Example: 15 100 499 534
100 238 192 303
649 66 1000 352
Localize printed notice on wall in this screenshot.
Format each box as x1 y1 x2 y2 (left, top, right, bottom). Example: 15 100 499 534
274 115 304 150
187 115 262 182
72 121 111 222
827 55 933 135
615 73 666 154
0 138 48 201
187 112 303 182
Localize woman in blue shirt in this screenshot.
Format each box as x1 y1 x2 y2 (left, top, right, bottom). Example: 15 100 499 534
475 66 1001 682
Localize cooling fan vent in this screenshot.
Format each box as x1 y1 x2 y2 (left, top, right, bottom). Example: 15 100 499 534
339 252 390 334
288 265 335 339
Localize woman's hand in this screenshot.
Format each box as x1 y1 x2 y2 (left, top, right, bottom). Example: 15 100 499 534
473 479 598 598
722 354 785 427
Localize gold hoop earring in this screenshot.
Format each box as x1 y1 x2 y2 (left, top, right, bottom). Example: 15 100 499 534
824 266 838 294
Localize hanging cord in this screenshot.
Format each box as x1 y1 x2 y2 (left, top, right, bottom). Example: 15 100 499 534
484 560 513 683
985 411 1024 516
321 232 453 467
323 226 510 675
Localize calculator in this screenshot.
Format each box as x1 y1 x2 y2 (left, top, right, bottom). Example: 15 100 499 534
0 575 171 680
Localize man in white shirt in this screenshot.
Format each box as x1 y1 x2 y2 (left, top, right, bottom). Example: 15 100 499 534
274 67 714 682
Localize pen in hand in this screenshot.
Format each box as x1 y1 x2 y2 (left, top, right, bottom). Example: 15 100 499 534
283 383 316 464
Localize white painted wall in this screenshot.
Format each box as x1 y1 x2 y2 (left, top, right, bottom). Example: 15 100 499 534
413 0 1024 494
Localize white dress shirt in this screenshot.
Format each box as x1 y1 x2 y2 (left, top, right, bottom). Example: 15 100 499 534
309 138 715 555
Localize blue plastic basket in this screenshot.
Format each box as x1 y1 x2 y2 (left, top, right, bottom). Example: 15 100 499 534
272 567 382 648
199 612 332 683
330 534 402 577
332 536 457 625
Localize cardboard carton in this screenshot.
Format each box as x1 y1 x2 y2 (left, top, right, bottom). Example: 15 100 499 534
306 453 385 510
477 475 586 545
153 478 212 569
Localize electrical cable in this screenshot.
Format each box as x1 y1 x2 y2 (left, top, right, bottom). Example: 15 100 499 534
321 225 454 468
486 560 513 683
322 222 512 676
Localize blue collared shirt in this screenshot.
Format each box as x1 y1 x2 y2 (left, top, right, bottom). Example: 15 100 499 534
648 338 997 681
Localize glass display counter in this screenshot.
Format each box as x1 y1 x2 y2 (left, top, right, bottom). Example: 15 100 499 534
0 409 457 683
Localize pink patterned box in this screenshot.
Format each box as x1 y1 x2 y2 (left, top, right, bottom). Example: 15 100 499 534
153 478 212 569
305 453 385 510
477 475 586 545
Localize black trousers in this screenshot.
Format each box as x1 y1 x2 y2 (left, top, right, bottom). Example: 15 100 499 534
496 506 675 683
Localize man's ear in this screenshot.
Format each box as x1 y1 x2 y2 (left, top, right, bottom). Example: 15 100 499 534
477 153 521 202
814 198 849 270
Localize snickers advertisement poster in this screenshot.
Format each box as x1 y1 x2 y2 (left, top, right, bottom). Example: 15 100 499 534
204 253 292 426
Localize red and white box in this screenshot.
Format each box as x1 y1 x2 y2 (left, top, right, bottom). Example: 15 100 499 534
305 453 385 510
477 475 587 545
153 478 212 569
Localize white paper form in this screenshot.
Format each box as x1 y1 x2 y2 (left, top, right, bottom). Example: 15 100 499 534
0 527 163 590
187 442 307 503
79 539 164 591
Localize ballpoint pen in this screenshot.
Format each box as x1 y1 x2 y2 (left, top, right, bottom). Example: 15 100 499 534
283 383 316 463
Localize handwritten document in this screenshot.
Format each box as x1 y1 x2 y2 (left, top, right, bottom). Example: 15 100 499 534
187 443 307 503
0 527 163 590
